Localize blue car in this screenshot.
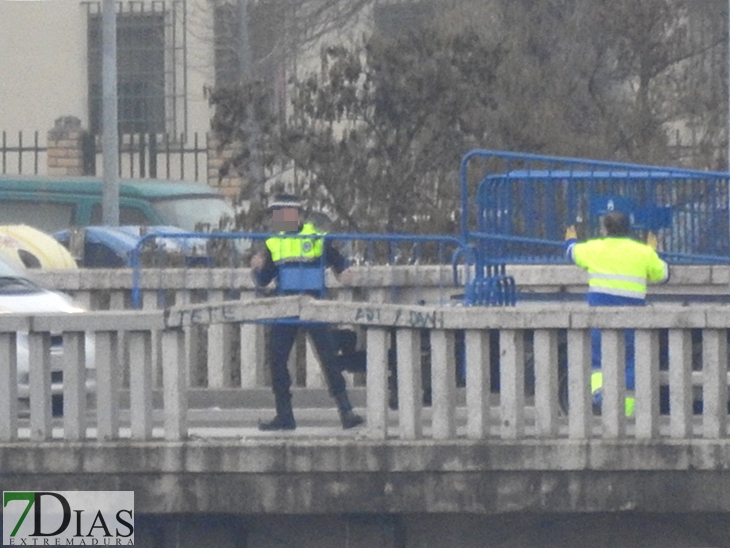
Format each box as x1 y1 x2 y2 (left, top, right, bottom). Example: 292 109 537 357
54 225 215 268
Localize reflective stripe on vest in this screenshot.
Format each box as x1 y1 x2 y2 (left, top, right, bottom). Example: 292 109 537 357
573 237 668 300
266 222 324 263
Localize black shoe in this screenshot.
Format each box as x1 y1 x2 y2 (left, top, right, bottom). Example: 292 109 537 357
258 414 296 431
339 410 365 429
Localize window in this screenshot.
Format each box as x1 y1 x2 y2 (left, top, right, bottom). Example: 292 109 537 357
0 201 75 233
90 203 154 226
87 1 188 136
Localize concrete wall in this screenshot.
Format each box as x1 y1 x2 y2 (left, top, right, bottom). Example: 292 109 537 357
0 0 213 141
133 512 730 548
0 0 88 133
5 440 730 513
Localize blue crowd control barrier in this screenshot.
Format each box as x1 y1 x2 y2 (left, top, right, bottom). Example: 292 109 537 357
459 149 730 264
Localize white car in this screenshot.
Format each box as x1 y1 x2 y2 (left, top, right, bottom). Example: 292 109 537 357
0 255 93 416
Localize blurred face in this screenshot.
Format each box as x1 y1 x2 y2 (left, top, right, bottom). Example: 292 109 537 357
272 207 300 232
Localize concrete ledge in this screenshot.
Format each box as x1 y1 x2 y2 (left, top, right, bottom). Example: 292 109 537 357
165 295 307 328
3 440 730 514
3 439 730 474
32 265 730 292
302 301 575 329
0 315 31 331
30 310 165 332
302 301 730 330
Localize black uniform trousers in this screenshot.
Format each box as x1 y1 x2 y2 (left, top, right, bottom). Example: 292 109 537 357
270 321 347 399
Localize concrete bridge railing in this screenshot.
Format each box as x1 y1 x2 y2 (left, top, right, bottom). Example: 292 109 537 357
23 264 730 393
3 294 729 443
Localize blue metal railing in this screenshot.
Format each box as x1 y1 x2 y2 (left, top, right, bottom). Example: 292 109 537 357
460 149 730 264
130 231 472 309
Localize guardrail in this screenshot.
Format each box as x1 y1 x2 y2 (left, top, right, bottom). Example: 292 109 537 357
2 298 729 443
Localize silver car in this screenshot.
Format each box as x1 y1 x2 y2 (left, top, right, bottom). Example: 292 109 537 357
0 255 93 416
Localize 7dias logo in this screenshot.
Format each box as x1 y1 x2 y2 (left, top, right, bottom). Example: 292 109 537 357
3 491 134 545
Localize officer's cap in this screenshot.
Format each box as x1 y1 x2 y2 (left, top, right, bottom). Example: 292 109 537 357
267 193 302 211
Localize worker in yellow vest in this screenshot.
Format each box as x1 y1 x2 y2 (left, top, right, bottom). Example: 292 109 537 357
250 193 364 430
566 211 669 416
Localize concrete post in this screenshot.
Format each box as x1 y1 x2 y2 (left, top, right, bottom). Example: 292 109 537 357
365 328 389 439
499 329 525 440
702 329 728 438
28 332 52 441
635 329 660 439
163 328 188 440
396 328 423 440
0 332 18 442
47 116 91 176
534 329 559 437
207 135 245 199
129 330 154 440
568 329 592 439
62 332 87 441
465 329 491 439
430 329 456 440
96 331 120 441
601 329 626 439
669 329 693 438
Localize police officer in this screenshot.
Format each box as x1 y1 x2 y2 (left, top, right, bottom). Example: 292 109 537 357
250 193 364 430
565 211 669 415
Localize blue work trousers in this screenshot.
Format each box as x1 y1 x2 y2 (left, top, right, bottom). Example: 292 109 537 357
588 293 645 391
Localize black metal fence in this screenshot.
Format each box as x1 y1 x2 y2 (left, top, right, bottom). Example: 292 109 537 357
86 133 208 182
1 131 46 175
0 130 207 183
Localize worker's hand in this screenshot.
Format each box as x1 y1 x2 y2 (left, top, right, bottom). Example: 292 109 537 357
647 232 659 251
565 225 577 241
250 253 265 270
338 268 354 285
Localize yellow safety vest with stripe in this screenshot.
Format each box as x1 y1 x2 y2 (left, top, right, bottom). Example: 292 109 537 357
266 222 325 293
571 237 668 300
266 222 324 264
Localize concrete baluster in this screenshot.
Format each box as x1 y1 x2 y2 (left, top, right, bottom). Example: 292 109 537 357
499 329 525 439
96 330 120 440
28 331 52 441
396 328 423 440
0 328 20 442
669 329 693 439
142 289 162 388
534 329 559 437
240 323 266 388
129 330 154 440
567 329 592 439
465 329 491 439
163 328 188 440
601 329 626 439
635 329 660 439
207 290 232 388
62 331 87 441
365 327 389 439
701 329 727 439
430 329 456 440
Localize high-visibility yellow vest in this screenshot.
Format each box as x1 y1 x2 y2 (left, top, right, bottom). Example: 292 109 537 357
266 222 324 264
572 238 668 300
